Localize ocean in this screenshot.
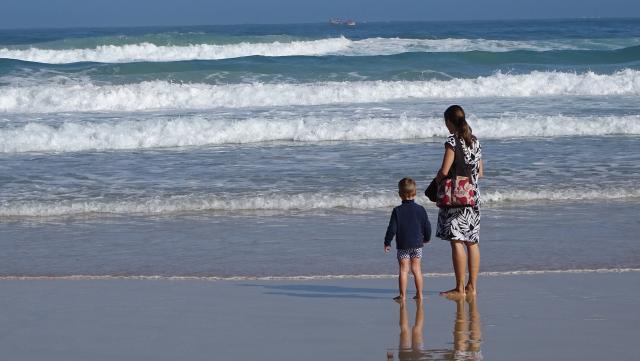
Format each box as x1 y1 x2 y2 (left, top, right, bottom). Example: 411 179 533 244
0 19 639 278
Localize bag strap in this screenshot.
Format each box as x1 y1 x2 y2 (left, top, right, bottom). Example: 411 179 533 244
448 136 474 183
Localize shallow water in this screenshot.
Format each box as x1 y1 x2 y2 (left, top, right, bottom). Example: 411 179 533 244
0 19 639 277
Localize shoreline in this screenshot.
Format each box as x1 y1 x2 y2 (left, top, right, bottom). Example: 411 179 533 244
1 267 639 281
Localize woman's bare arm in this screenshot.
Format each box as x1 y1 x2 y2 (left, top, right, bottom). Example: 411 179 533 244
435 145 455 182
478 159 484 179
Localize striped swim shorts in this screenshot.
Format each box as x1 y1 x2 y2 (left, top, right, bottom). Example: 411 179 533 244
397 247 423 261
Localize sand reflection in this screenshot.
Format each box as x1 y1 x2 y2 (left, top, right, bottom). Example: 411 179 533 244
387 297 482 360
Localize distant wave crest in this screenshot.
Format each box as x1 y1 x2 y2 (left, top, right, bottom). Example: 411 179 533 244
1 36 638 64
0 37 352 64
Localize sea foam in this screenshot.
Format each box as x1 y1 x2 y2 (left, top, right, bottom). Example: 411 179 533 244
1 70 639 113
1 37 638 64
1 114 639 153
1 188 638 217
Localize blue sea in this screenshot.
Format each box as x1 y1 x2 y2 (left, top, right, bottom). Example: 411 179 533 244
0 19 639 278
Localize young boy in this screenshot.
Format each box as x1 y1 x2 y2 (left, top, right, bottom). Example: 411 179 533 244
385 177 431 302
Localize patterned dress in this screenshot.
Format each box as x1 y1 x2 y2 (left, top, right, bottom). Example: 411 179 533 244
436 135 482 243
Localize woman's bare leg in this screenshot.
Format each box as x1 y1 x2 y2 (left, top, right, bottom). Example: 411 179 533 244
441 240 466 297
465 242 480 295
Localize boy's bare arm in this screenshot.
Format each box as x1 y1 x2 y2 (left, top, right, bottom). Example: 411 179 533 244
384 209 397 252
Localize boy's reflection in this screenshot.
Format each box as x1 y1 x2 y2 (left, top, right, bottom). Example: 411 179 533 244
399 299 424 360
386 297 482 361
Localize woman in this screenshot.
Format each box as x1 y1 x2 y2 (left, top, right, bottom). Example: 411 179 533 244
435 105 483 297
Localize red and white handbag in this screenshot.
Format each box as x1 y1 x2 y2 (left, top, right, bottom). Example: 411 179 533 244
436 138 476 208
436 176 476 208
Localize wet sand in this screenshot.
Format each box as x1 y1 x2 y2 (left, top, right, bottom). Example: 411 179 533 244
0 271 637 361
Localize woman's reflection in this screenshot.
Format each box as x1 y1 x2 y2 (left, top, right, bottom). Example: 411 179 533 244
451 296 483 360
387 296 482 361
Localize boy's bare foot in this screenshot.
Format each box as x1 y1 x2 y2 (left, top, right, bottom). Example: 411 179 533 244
440 288 465 298
412 294 423 300
393 295 405 303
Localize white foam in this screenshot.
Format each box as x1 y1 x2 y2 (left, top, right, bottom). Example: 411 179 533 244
481 188 640 203
0 192 399 217
1 268 638 281
346 37 637 55
1 114 639 153
1 70 639 113
1 188 638 217
1 37 637 64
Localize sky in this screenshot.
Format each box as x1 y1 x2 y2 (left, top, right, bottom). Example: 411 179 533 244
1 0 639 28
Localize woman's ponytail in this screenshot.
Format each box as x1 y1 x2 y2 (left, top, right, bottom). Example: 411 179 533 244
444 105 475 146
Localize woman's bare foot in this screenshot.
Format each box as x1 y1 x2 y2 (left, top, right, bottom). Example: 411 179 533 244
393 295 406 303
440 288 465 298
465 284 477 296
412 294 423 300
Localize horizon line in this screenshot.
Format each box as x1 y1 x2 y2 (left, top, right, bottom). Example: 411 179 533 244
1 16 639 31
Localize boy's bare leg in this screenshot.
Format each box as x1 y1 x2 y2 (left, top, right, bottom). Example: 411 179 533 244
395 259 410 302
441 240 466 298
465 242 480 296
410 257 423 300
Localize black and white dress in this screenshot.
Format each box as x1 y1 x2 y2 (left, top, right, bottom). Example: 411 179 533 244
436 135 482 244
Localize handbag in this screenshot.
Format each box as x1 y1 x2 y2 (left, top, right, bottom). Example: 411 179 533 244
425 178 438 202
436 138 476 208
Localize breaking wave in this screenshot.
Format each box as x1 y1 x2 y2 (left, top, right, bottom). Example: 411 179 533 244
1 69 639 113
1 114 639 153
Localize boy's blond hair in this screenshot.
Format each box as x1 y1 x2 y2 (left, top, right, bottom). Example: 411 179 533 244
398 177 417 198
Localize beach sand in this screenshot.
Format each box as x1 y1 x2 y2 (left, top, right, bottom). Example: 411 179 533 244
0 271 637 361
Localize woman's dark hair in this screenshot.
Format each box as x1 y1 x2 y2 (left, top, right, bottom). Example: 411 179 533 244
444 105 476 146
